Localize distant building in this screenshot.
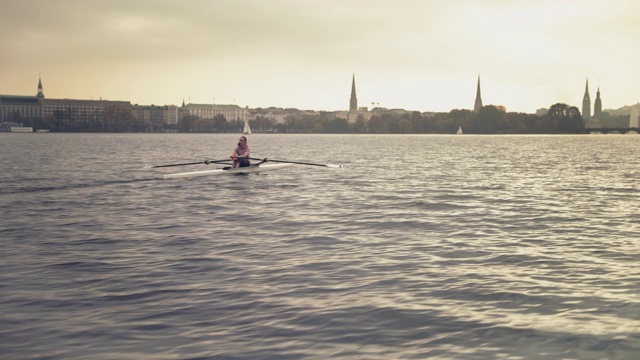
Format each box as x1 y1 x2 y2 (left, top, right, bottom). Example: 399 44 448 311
132 105 178 131
593 86 602 118
251 107 293 125
349 74 357 112
2 77 131 128
582 79 591 119
165 105 178 126
536 108 549 116
335 110 373 124
180 103 250 123
335 74 372 124
37 76 45 99
0 77 44 122
582 84 638 130
0 95 43 122
43 98 131 126
474 76 483 112
630 106 640 128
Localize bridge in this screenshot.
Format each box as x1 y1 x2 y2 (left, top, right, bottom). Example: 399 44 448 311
585 127 640 134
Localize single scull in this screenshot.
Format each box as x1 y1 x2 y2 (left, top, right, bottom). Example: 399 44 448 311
163 163 294 179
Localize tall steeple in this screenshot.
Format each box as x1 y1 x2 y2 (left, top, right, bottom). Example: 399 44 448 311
349 74 357 112
37 75 45 99
582 78 591 119
473 75 483 112
594 86 602 118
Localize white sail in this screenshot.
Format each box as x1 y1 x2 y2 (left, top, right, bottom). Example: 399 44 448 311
456 126 463 134
243 120 252 134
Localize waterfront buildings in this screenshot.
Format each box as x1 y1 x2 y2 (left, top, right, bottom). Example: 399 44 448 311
180 103 251 124
1 78 131 130
43 98 132 128
581 79 639 130
131 105 179 131
2 75 638 132
0 95 42 122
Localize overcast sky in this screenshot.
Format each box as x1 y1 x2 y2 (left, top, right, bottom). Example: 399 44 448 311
1 0 639 113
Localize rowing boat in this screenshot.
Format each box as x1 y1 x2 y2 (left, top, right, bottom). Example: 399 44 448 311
163 163 294 179
153 157 341 179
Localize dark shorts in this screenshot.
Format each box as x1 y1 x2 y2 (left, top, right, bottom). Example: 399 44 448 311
238 159 250 167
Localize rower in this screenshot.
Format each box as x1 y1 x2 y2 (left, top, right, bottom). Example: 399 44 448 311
230 136 251 168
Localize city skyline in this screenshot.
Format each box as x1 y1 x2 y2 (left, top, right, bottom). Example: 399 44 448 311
1 0 639 113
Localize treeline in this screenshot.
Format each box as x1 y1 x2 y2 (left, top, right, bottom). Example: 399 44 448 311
12 103 586 134
279 103 585 134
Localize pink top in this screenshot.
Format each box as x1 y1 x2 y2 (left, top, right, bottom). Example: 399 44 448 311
233 145 250 158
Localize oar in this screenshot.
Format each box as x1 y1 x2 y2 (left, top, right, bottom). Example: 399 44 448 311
248 157 343 168
149 159 231 169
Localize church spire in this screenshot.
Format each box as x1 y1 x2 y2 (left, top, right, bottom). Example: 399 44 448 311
582 78 591 119
349 74 357 112
473 75 483 112
37 75 45 99
594 86 602 118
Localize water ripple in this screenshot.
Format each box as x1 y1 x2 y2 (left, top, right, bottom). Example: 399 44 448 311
1 134 639 359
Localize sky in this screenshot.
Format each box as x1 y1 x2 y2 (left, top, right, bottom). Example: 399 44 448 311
1 0 639 113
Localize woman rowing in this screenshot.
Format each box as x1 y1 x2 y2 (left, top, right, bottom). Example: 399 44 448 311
230 136 251 168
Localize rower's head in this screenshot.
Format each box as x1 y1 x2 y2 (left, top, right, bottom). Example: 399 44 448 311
238 136 247 146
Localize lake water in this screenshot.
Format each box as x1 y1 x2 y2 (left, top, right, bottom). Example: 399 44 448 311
1 133 639 359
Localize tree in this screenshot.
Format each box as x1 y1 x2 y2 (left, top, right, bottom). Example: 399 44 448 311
104 106 135 132
398 118 413 133
351 114 367 133
179 114 198 133
473 105 507 133
410 111 430 133
367 115 388 133
548 103 584 133
534 115 557 133
519 113 541 133
448 109 474 134
228 119 243 133
193 118 215 132
255 116 275 132
326 118 349 133
432 112 455 133
213 114 228 132
505 112 538 134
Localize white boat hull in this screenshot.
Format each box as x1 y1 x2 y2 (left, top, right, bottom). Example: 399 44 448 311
163 163 294 179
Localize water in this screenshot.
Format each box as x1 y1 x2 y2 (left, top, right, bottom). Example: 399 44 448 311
1 133 639 359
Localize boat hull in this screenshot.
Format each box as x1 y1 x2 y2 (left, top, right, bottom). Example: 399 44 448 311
163 163 294 179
